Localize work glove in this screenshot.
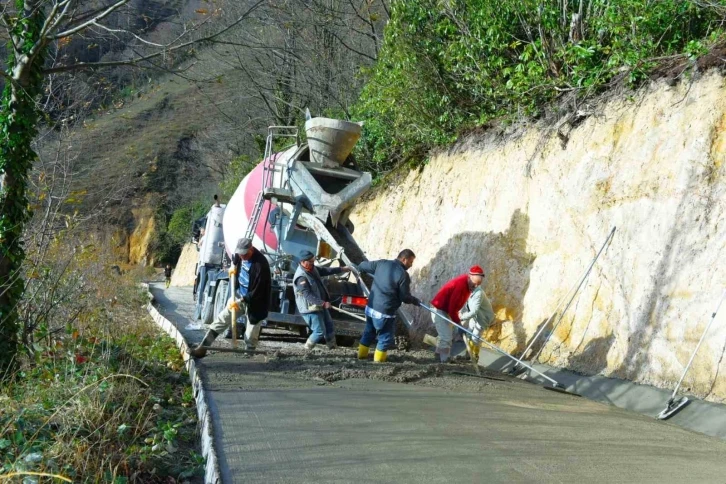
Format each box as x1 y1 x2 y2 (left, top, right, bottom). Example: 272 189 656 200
471 321 483 334
228 299 242 311
409 296 421 307
228 266 237 277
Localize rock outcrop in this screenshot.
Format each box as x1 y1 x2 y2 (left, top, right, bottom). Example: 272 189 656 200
171 242 199 287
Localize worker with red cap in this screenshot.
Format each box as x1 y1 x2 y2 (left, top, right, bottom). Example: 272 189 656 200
430 265 486 362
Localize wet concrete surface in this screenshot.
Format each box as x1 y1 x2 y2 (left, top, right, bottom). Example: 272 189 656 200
150 284 726 483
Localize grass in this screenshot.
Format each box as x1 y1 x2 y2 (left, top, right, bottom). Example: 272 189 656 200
1 269 204 483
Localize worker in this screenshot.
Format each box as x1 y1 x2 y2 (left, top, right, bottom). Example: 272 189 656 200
458 282 495 361
356 249 422 363
213 194 221 207
294 250 352 350
164 264 173 288
189 238 271 357
430 266 485 363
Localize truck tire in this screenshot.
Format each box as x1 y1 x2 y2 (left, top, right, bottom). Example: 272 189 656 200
214 280 229 322
200 280 215 326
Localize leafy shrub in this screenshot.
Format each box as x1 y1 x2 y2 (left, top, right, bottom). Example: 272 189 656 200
4 235 203 482
353 0 725 173
220 154 253 199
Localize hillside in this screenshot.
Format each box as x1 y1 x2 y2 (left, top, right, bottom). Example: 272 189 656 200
34 0 386 266
55 66 241 264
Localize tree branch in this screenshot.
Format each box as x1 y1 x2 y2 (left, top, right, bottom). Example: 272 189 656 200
53 0 130 40
43 0 265 74
88 21 165 47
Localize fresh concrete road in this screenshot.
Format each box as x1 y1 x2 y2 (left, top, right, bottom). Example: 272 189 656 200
151 283 726 483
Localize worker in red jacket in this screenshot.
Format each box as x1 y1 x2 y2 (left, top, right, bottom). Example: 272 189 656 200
430 266 485 362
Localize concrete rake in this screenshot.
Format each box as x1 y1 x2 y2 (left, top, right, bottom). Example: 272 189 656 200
508 226 616 377
657 288 726 420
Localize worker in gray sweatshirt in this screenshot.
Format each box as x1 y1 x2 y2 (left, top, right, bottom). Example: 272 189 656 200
294 250 352 350
458 284 495 361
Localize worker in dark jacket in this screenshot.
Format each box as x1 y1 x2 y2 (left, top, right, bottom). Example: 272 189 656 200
294 250 351 350
356 249 421 363
189 238 271 357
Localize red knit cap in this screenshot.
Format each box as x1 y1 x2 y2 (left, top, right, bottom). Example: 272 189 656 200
469 265 485 276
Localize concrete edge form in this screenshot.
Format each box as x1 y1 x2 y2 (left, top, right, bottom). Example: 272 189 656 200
141 283 221 484
476 347 726 441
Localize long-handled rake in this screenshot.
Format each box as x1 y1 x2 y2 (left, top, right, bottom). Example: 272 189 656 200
420 304 580 396
330 305 366 322
508 226 616 376
657 288 726 420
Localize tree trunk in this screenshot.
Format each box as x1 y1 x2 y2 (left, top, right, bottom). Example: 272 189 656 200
0 1 46 376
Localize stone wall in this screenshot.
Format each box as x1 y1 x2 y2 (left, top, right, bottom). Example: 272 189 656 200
350 72 726 402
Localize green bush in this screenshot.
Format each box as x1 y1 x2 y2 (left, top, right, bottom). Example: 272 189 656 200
353 0 725 173
152 200 208 264
220 154 254 199
4 237 203 482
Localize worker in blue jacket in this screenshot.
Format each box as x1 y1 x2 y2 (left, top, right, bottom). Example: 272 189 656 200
356 249 421 362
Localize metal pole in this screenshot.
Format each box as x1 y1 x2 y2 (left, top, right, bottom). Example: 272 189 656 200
516 226 616 364
668 288 726 401
349 266 370 297
420 304 562 387
329 305 366 322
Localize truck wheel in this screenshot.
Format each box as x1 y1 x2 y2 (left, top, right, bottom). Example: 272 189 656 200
214 280 229 322
200 280 216 326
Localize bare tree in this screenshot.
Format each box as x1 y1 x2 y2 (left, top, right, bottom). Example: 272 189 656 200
203 0 389 127
0 0 264 375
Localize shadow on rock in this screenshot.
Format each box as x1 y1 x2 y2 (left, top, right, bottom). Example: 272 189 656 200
566 333 615 376
407 209 536 352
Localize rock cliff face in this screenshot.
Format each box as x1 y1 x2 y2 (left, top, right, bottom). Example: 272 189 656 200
351 72 726 402
171 242 198 287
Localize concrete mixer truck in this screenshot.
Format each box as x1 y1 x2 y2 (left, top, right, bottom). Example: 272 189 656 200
194 117 412 346
192 195 226 325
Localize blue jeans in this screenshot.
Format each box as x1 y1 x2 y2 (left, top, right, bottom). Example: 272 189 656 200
360 313 396 351
302 310 335 343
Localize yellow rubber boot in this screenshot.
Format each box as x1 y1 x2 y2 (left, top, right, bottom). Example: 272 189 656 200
466 339 475 356
471 344 480 361
374 349 387 363
357 344 370 360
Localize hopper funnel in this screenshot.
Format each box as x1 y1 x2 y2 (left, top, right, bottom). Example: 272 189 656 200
305 117 362 168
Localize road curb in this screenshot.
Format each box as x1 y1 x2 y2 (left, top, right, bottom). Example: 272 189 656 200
142 283 221 484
